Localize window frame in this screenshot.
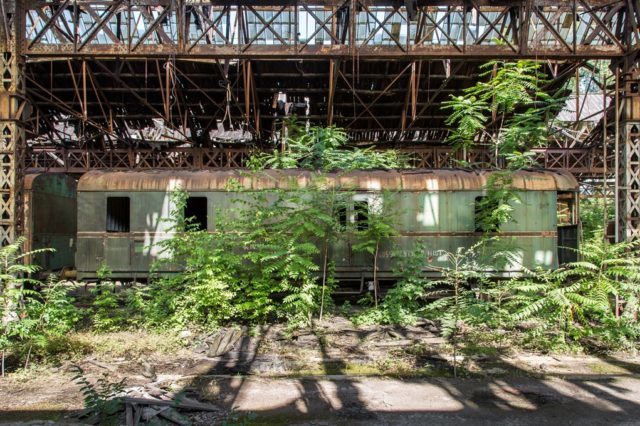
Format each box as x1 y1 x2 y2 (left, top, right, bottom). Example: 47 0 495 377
106 196 131 233
184 196 208 231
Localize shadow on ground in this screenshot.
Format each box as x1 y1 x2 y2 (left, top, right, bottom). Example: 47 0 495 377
2 321 640 425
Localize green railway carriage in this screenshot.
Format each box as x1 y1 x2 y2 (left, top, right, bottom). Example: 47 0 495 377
24 173 78 272
75 169 579 286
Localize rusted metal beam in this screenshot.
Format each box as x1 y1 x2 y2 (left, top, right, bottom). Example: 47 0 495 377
346 62 413 128
327 58 339 126
0 0 26 245
24 145 609 176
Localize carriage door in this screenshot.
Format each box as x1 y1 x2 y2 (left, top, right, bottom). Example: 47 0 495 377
557 192 579 264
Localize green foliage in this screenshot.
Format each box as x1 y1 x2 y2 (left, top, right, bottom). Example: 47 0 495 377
421 244 493 336
421 243 497 376
26 276 81 336
70 365 124 421
0 239 80 368
503 237 640 350
145 185 353 329
474 172 521 234
1 237 50 324
442 60 564 162
580 196 613 240
352 192 399 307
442 61 546 240
442 95 488 150
89 262 144 333
247 119 408 171
91 284 124 333
144 189 238 328
354 235 640 353
2 275 81 367
353 242 431 325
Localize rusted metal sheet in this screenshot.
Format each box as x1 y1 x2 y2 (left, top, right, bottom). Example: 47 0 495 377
77 169 578 192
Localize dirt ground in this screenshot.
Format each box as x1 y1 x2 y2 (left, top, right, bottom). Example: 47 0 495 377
1 316 640 425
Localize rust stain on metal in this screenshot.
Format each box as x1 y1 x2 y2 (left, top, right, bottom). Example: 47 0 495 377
78 169 578 192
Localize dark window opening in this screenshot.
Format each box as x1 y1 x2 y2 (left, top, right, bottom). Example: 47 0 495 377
557 192 576 226
106 197 130 233
354 201 369 231
184 197 208 231
474 196 500 233
336 206 348 230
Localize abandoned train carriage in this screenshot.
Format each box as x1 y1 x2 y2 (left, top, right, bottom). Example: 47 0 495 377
75 169 579 286
23 173 77 272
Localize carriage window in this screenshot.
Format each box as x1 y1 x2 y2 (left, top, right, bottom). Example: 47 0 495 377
184 197 208 231
474 196 500 233
557 193 576 225
354 201 369 230
106 197 130 233
336 206 348 230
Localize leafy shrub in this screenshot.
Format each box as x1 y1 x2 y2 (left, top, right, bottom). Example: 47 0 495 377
442 60 563 158
89 263 143 332
503 237 640 351
0 239 81 368
145 185 348 329
71 365 125 422
144 189 238 328
247 119 408 171
353 242 431 326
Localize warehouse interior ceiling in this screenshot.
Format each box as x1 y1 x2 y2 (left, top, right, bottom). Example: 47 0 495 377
25 58 582 147
19 0 631 154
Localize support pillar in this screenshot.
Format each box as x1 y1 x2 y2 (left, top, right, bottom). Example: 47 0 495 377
618 68 640 241
0 1 27 245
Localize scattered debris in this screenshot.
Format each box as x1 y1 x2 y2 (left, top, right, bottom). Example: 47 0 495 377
485 367 508 376
141 362 157 381
205 327 247 357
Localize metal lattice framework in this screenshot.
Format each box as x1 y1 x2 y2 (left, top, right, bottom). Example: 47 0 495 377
618 70 640 241
20 0 640 59
2 1 640 242
0 1 26 246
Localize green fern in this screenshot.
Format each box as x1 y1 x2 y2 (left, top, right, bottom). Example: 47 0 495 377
70 365 124 421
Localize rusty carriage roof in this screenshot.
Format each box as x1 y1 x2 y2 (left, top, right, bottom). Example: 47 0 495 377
77 169 579 192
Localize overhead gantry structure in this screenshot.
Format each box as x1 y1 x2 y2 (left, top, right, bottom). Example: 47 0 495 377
2 0 640 244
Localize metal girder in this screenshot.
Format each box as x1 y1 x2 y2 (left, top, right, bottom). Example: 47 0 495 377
20 0 635 60
0 1 26 245
617 68 640 241
24 144 608 175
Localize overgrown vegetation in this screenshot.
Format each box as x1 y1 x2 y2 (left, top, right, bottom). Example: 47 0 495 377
70 365 125 422
441 60 563 231
580 195 614 240
355 235 640 354
143 186 351 329
247 117 408 171
2 59 638 382
443 59 563 162
1 239 81 373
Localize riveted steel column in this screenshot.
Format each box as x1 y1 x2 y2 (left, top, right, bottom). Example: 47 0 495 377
0 1 26 245
619 68 640 241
